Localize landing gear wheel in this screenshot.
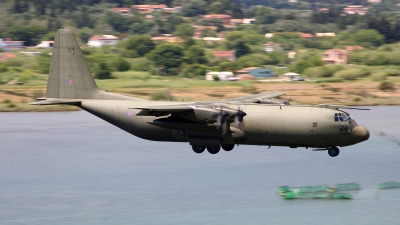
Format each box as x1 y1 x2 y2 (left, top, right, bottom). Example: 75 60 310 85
192 145 205 154
221 144 234 151
207 146 221 154
328 147 340 157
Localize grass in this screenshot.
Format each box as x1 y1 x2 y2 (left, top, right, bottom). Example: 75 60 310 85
0 70 400 112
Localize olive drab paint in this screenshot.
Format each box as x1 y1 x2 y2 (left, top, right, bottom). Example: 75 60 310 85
32 29 370 157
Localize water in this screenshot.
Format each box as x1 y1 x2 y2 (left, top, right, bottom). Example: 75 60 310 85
0 106 399 225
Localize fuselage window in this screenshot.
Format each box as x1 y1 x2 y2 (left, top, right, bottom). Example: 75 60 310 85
339 125 348 132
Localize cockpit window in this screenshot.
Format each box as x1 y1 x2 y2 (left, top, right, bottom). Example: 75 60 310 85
334 113 351 122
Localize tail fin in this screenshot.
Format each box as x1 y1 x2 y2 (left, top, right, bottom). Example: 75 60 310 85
46 28 98 99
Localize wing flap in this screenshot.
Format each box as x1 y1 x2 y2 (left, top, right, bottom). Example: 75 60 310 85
132 105 193 116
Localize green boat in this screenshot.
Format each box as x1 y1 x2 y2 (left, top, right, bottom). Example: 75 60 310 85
376 181 400 189
336 182 361 191
277 185 352 199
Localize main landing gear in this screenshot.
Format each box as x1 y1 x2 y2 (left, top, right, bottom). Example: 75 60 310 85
328 147 340 157
191 144 235 154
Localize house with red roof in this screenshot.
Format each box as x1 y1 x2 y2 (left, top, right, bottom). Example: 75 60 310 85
87 35 119 47
344 5 367 15
111 7 131 16
299 33 313 39
193 26 218 39
131 4 167 13
322 49 348 65
212 50 236 61
203 14 232 25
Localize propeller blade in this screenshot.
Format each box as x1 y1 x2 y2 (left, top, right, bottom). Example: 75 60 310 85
221 120 230 135
216 107 229 132
234 107 247 131
283 94 291 105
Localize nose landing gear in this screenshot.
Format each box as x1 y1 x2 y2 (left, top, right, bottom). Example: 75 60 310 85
328 147 340 157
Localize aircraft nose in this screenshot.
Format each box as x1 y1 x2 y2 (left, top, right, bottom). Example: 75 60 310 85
350 126 370 143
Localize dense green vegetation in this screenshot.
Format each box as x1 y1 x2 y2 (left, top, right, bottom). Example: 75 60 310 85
0 0 400 85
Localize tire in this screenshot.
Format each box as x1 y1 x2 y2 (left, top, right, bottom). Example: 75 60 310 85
207 146 220 154
192 145 205 154
328 147 339 157
221 144 234 151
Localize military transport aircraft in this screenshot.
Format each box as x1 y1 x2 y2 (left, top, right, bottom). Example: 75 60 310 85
32 29 370 157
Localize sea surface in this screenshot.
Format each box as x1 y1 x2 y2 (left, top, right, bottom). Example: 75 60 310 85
0 106 399 225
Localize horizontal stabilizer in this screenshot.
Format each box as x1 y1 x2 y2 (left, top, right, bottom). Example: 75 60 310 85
30 98 81 105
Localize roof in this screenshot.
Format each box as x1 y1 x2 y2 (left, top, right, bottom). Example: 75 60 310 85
345 46 363 51
325 49 347 54
346 5 364 8
195 26 217 31
299 33 313 38
236 67 262 73
111 7 130 12
204 14 232 19
315 33 336 37
283 72 300 76
212 50 235 57
236 74 255 80
89 35 118 41
132 4 167 9
265 33 275 38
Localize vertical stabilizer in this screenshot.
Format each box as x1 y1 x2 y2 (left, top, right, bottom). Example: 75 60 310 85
46 29 98 99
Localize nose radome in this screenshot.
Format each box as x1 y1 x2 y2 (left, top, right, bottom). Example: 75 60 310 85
351 126 370 142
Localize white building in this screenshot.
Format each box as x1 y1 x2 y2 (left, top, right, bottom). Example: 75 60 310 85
206 71 238 81
0 38 24 51
35 41 54 48
87 35 119 47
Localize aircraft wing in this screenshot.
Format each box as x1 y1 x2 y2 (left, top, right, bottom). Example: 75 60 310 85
198 91 285 104
133 92 285 117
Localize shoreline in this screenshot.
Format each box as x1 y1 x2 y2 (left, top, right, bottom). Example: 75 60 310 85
1 78 399 112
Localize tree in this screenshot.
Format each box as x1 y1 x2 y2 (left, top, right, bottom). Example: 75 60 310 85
224 31 246 49
42 31 56 41
185 45 207 64
180 0 207 17
163 15 184 34
78 28 93 43
351 29 384 47
104 11 133 33
292 58 325 74
174 24 195 39
4 25 46 46
36 52 51 74
113 57 130 71
122 35 155 58
95 62 113 79
233 40 251 58
147 43 184 75
255 6 277 24
200 27 217 37
72 6 95 28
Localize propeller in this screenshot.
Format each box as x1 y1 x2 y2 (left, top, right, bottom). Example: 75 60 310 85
283 94 291 105
233 107 247 131
215 106 247 134
216 107 230 135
